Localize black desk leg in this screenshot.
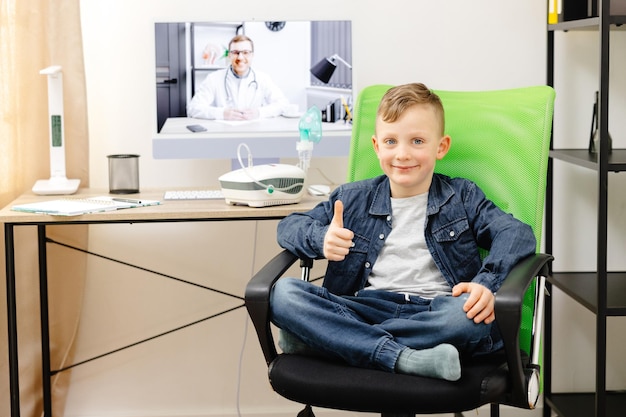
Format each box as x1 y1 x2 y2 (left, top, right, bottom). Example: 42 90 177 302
5 223 20 417
38 225 53 417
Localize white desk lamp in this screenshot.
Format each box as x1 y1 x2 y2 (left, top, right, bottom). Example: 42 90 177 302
32 65 80 195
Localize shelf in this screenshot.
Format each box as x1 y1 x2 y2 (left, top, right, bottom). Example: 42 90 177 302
191 21 243 29
549 149 626 172
549 16 626 31
193 65 228 71
548 271 626 315
546 392 626 417
546 4 626 416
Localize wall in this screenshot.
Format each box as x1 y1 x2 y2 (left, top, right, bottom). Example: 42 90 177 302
66 0 621 416
245 21 312 108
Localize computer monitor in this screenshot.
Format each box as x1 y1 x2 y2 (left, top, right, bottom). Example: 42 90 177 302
153 20 353 160
80 0 356 192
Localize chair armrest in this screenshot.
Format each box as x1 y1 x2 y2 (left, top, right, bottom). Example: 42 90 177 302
245 249 299 365
495 252 553 409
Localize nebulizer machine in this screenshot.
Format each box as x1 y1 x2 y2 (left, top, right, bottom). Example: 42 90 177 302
218 106 323 207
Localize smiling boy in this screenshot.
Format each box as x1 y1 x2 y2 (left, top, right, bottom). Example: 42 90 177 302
270 83 536 381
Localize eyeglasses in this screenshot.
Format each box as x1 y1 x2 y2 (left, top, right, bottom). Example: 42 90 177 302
229 50 253 57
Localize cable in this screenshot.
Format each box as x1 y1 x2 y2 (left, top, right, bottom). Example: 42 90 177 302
236 220 258 417
312 166 339 187
236 309 250 417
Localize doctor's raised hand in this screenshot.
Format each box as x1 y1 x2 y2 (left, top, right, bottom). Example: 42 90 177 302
187 34 289 121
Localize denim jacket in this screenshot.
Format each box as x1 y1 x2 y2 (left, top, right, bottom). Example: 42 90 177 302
277 174 536 297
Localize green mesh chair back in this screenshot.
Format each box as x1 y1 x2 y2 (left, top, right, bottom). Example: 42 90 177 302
347 84 555 355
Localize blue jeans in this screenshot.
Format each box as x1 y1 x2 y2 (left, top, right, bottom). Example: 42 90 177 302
270 278 500 373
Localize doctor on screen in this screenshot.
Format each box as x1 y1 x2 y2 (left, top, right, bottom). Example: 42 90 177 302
187 35 289 121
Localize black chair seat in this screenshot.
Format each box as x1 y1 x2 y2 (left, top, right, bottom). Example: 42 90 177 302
268 351 511 415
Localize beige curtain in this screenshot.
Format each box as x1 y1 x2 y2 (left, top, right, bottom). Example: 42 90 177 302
1 1 89 416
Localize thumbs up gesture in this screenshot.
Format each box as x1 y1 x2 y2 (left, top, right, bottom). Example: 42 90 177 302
323 200 355 261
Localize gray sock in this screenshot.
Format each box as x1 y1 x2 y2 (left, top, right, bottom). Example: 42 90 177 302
395 343 461 381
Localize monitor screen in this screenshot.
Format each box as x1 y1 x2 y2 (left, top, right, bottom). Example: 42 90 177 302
153 20 353 160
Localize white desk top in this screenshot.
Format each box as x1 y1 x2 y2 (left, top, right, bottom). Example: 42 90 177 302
0 188 325 224
153 117 352 159
159 116 351 135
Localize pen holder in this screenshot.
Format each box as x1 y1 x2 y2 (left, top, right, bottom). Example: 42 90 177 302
108 154 140 194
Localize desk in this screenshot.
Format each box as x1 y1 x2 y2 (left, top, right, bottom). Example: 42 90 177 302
153 116 352 159
1 189 323 417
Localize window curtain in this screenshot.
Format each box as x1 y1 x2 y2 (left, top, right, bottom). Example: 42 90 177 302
1 0 89 416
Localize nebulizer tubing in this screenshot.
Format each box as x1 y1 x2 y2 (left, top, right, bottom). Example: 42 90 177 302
235 143 303 194
234 106 321 194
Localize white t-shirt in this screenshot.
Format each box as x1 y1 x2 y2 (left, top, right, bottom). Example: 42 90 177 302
366 192 451 299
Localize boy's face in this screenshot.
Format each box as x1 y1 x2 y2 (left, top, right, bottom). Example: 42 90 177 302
372 104 450 198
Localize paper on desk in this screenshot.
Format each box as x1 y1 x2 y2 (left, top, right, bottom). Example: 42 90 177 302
213 119 255 126
11 196 160 216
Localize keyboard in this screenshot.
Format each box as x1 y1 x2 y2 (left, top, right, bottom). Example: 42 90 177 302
163 189 224 200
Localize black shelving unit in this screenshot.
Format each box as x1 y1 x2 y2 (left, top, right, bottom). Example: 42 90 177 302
545 3 626 417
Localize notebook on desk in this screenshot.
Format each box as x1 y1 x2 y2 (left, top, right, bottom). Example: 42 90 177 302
11 196 160 216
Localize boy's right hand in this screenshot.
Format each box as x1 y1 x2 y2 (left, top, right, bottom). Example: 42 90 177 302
323 200 355 261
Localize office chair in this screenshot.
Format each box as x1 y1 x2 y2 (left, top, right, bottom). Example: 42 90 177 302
246 85 555 417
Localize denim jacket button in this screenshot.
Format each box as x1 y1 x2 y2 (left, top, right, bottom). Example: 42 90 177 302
365 262 371 268
449 230 455 237
379 233 385 240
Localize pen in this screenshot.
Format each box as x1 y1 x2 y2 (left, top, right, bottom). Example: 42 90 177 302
112 198 142 204
341 96 353 123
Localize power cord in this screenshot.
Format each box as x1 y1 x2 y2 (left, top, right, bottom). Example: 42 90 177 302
236 219 258 417
311 166 338 187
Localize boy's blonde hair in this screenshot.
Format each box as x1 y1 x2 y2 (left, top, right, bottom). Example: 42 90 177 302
377 83 445 135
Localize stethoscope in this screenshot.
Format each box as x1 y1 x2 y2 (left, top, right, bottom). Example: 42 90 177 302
224 66 258 107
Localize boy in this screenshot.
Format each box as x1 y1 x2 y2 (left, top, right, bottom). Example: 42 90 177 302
270 83 536 381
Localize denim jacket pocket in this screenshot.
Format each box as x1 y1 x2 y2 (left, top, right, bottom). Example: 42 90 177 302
432 218 470 243
324 233 370 295
350 233 370 254
431 218 479 267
